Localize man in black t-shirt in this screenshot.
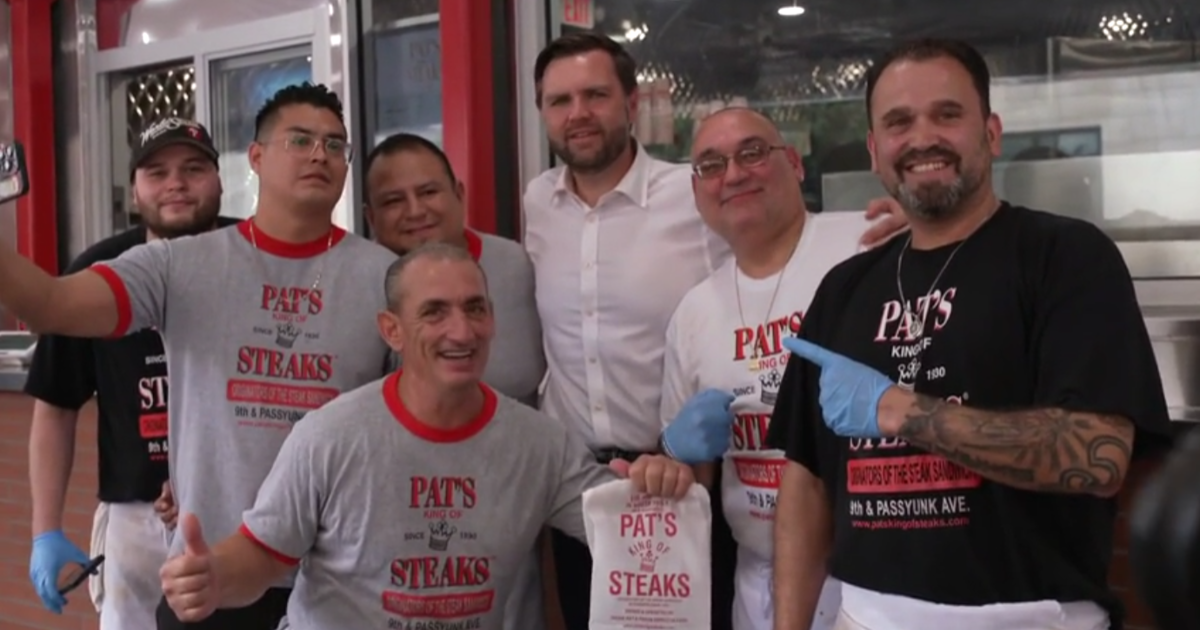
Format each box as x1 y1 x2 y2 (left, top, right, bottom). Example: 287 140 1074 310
26 118 238 630
766 39 1172 630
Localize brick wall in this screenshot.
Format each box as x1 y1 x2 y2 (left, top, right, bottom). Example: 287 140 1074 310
0 393 99 630
0 391 1168 628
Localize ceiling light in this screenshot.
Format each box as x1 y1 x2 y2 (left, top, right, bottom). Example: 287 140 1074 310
778 3 805 16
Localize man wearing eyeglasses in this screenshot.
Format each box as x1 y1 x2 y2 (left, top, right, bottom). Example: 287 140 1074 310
522 32 908 630
0 83 397 630
657 108 877 630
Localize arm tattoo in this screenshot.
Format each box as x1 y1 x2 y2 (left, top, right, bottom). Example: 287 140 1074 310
896 395 1135 496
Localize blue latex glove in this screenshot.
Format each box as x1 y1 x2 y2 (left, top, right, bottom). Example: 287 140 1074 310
783 337 895 438
661 389 736 464
29 530 90 613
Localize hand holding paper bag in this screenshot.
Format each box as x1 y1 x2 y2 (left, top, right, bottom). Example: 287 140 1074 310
582 479 711 630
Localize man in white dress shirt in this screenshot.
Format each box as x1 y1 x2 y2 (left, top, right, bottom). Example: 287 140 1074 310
521 32 905 630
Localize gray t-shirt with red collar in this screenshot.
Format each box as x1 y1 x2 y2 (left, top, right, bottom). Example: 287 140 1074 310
92 222 397 575
240 371 616 630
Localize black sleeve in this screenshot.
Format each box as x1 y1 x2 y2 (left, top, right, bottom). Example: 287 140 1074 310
1029 221 1172 458
766 276 837 479
23 246 111 410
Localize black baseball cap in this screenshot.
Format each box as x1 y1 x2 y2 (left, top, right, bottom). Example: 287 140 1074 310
131 117 219 177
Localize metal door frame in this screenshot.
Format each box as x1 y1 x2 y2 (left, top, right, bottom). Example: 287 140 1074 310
87 7 353 244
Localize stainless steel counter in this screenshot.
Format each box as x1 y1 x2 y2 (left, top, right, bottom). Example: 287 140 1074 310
1145 306 1200 424
0 368 27 392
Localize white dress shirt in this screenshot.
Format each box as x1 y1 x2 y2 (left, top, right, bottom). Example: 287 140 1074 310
523 143 730 452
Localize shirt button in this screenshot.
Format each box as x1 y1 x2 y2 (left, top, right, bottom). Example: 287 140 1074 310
593 403 603 412
585 309 594 317
589 357 597 364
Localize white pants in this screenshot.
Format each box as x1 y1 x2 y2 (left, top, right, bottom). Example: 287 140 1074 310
836 583 1109 630
732 547 840 630
89 502 170 630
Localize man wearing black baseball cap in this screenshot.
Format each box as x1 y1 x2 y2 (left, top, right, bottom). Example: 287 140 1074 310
26 116 236 630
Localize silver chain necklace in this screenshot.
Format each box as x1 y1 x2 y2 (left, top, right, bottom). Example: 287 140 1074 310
248 220 334 293
735 231 802 360
895 234 967 339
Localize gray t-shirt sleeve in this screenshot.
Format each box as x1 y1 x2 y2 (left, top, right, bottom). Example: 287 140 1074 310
240 416 326 561
546 429 620 542
90 239 170 335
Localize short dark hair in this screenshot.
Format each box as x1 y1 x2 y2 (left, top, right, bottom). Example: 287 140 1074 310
533 32 638 105
864 38 992 124
254 82 345 140
363 133 457 192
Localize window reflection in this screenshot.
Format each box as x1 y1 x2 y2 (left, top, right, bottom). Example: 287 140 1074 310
366 0 443 147
552 1 1200 277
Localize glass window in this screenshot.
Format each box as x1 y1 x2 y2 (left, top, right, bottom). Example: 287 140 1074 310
363 0 443 147
550 1 1200 278
208 47 314 218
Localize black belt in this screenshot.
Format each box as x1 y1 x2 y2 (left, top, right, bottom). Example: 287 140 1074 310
593 447 653 464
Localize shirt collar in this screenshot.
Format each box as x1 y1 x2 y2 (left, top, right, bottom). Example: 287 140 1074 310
553 140 653 209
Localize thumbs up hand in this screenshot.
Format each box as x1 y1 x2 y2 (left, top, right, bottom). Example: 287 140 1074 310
160 513 219 622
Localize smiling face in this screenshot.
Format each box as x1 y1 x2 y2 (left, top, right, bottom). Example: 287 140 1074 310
365 148 466 255
537 50 635 174
133 144 222 239
689 109 805 246
867 55 1002 222
377 255 493 393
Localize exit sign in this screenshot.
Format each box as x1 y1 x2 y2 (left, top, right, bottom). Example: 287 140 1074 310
563 0 594 29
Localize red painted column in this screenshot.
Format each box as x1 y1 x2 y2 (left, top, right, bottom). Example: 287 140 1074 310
8 0 58 275
439 0 498 234
96 0 138 50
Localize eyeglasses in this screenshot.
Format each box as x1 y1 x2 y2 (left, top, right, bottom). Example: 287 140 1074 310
692 143 786 179
278 132 354 163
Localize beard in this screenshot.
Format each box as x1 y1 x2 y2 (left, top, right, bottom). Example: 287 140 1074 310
888 146 984 221
549 123 630 174
140 198 221 239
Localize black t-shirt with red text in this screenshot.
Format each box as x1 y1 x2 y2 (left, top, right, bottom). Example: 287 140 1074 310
766 203 1171 629
24 218 240 503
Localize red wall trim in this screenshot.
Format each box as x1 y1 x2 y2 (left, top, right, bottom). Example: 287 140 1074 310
9 0 59 276
440 0 498 235
96 0 138 51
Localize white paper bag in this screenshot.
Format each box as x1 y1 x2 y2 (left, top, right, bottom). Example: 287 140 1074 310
582 479 711 630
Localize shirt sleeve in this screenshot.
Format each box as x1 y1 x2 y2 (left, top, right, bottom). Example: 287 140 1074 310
23 333 96 410
24 250 110 408
765 269 843 478
545 428 621 542
1028 222 1172 457
765 314 826 478
238 416 328 565
659 307 695 430
89 240 170 337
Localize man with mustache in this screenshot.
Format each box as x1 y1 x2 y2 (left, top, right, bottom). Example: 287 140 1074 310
26 119 238 630
0 83 397 630
767 38 1171 630
521 31 907 630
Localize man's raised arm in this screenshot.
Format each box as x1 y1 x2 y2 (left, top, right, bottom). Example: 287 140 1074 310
0 244 121 336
